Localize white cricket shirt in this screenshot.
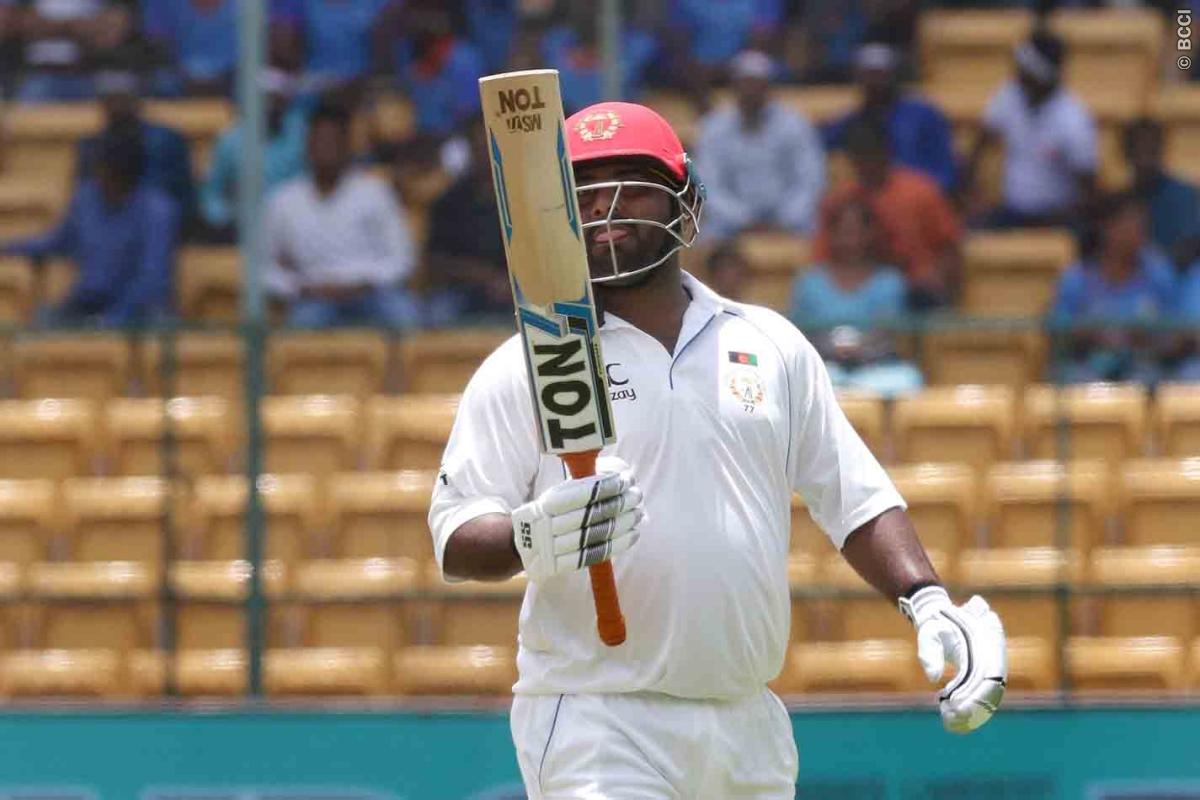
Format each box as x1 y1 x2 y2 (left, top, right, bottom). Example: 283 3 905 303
428 273 905 700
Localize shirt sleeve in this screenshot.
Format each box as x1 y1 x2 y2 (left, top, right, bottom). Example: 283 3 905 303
1063 101 1099 174
428 339 542 580
785 323 905 548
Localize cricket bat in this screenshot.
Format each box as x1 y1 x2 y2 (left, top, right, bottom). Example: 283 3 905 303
479 69 626 647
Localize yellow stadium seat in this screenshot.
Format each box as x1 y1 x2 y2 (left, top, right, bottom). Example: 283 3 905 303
9 560 156 696
1154 85 1200 184
398 329 512 394
12 334 132 403
170 559 286 651
921 328 1045 392
0 479 57 570
177 246 240 322
958 547 1082 691
836 390 886 459
268 331 391 401
104 396 235 477
365 394 459 471
274 558 418 694
262 394 361 477
789 493 838 562
129 648 251 697
0 181 61 238
141 333 245 406
325 470 437 564
961 230 1076 317
62 477 174 566
777 86 857 124
738 233 809 312
919 10 1033 94
430 571 526 648
1048 9 1163 111
893 385 1016 475
780 640 919 694
1024 383 1149 467
2 103 101 186
0 398 98 480
1066 546 1200 692
1154 384 1200 458
981 460 1111 554
1120 459 1200 546
394 645 517 695
265 647 390 696
189 474 319 568
0 256 34 323
888 463 977 568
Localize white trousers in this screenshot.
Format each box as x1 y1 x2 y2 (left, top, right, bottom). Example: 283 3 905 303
510 689 799 799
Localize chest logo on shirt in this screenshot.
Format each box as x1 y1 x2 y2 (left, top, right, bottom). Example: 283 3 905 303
575 111 622 142
728 370 766 413
605 362 637 402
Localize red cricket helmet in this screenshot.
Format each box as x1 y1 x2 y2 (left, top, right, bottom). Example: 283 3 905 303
564 102 705 283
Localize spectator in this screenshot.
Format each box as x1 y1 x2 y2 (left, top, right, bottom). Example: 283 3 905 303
466 0 516 73
796 0 867 84
422 118 510 324
694 50 825 241
660 0 783 100
822 42 956 191
270 0 394 85
264 102 418 329
541 2 657 113
142 0 237 96
396 2 486 135
705 243 749 301
199 68 307 240
814 121 961 310
1049 192 1176 385
0 132 179 326
76 71 196 231
14 0 137 101
789 196 922 396
963 30 1097 228
1123 117 1200 269
1175 257 1200 381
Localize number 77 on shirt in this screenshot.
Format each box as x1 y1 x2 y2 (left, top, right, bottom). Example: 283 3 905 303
479 69 626 647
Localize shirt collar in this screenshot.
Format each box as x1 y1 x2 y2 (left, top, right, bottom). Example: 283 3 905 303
600 270 741 331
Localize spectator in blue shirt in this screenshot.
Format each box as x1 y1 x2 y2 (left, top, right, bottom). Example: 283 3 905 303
541 5 657 113
1123 117 1200 269
823 43 956 192
76 71 196 232
270 0 394 84
142 0 237 96
199 68 308 239
466 0 516 73
396 3 486 135
0 133 180 327
1049 191 1177 385
668 0 782 67
789 195 923 397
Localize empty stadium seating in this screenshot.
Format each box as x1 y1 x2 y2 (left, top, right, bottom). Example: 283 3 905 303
920 327 1045 391
892 385 1016 475
177 247 241 322
1024 383 1148 467
0 398 98 480
0 479 57 569
737 233 809 311
1120 459 1200 546
1154 384 1200 458
0 257 34 324
960 230 1076 318
398 329 511 394
324 470 438 564
62 477 175 565
835 390 886 458
261 395 361 477
268 331 391 401
13 334 131 403
919 9 1032 95
981 460 1111 554
141 333 245 405
888 463 977 566
1154 85 1200 184
365 394 458 471
188 474 319 568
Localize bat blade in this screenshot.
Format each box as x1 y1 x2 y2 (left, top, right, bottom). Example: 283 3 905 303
480 69 616 457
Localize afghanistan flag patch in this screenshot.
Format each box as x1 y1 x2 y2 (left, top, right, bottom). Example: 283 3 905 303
728 351 758 366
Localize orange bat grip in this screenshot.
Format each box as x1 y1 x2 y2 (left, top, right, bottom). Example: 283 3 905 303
561 450 627 646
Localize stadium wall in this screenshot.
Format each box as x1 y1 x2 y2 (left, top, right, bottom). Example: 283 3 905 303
0 704 1197 799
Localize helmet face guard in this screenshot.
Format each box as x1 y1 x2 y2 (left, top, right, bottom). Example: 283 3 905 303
578 157 705 285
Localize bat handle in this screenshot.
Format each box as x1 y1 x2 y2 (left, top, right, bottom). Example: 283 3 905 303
562 450 627 647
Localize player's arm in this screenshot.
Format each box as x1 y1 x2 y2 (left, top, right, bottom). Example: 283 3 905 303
785 327 1006 734
443 514 522 581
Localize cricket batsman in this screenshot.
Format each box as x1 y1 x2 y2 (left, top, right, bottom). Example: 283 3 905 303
429 101 1007 798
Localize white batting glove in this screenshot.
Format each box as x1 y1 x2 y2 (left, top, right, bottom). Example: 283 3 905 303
899 586 1007 734
511 456 645 584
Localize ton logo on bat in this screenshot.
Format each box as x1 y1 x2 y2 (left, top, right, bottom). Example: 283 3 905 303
497 87 546 133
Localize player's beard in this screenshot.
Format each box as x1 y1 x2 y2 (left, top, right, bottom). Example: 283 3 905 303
586 222 672 289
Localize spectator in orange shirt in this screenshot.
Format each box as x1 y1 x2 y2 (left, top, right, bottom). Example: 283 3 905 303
814 122 962 310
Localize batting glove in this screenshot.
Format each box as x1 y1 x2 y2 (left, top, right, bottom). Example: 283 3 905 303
511 456 645 584
899 586 1007 734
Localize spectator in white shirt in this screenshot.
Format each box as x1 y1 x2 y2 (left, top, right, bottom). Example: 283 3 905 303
962 30 1098 228
265 101 419 329
694 50 825 241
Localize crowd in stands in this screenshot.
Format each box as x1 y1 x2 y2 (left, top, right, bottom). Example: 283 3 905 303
0 0 1197 393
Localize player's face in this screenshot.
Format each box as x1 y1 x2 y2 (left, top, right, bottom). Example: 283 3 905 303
575 161 675 281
